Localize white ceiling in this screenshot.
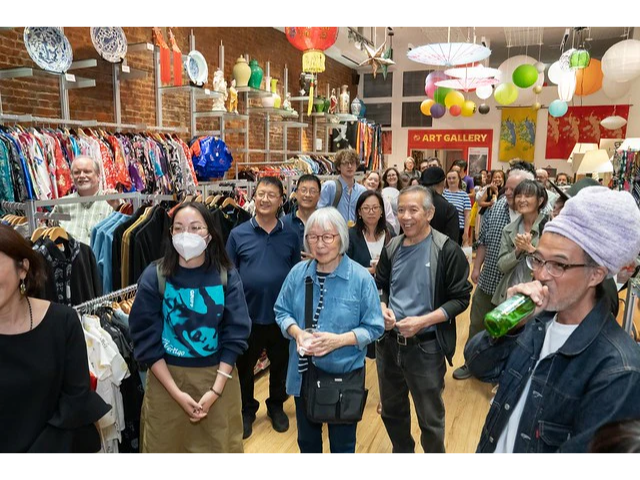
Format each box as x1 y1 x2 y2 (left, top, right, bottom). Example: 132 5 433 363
323 26 636 71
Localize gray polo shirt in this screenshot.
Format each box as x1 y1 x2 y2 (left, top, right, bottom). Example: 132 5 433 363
390 234 435 331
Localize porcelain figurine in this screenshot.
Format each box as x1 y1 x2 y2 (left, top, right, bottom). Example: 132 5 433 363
211 69 228 111
228 79 238 114
329 88 338 114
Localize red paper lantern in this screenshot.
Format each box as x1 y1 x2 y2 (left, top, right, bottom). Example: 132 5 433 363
285 27 339 73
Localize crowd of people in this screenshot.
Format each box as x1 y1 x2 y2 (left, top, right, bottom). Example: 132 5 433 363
2 147 640 454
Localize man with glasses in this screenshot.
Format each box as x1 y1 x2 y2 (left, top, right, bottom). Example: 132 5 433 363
226 177 301 439
465 186 640 453
283 174 321 260
375 186 472 453
318 149 367 226
453 167 534 380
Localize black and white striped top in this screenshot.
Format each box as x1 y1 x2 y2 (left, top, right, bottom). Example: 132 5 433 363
298 273 327 373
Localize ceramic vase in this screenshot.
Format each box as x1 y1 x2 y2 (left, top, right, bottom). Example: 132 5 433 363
351 97 362 117
232 56 251 87
248 59 263 90
271 78 281 109
339 85 350 114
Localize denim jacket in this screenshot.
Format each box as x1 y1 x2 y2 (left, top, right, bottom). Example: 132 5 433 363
274 255 384 396
465 297 640 453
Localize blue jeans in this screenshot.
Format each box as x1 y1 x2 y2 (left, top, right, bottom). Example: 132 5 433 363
376 334 446 453
293 396 357 453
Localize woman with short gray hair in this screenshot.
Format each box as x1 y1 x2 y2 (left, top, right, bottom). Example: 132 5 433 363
274 207 384 453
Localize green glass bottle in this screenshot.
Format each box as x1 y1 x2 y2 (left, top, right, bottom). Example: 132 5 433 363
484 293 536 338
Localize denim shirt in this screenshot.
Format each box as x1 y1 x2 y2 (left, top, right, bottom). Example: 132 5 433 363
465 297 640 453
274 255 384 396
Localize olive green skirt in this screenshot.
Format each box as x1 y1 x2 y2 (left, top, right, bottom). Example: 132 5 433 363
140 364 243 453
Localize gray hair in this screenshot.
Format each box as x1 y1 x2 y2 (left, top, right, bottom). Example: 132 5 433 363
507 169 535 182
304 207 349 255
70 155 101 176
398 185 434 211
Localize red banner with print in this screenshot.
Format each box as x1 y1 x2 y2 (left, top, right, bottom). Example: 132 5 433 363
545 105 629 160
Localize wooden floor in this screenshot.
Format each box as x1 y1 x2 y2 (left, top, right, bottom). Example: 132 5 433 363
243 296 494 453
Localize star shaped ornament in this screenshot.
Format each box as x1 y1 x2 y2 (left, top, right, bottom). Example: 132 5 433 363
359 42 395 79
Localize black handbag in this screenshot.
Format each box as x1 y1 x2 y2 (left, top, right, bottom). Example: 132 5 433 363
301 276 368 424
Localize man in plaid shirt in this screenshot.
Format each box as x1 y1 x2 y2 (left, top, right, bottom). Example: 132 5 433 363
453 165 535 380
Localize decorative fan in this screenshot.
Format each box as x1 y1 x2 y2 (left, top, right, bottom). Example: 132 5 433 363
407 42 491 67
436 77 500 92
444 66 500 79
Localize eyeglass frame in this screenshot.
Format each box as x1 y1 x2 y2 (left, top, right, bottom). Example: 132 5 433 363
360 205 382 213
171 225 209 236
305 233 340 244
525 253 591 278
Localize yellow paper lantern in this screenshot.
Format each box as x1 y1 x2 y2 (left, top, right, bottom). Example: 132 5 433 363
420 99 435 116
494 83 519 106
575 59 603 96
444 90 465 109
461 100 476 117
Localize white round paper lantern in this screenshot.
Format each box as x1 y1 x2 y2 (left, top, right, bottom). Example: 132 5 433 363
600 115 627 130
548 61 563 85
602 75 632 99
476 84 493 100
601 39 640 83
534 61 546 73
557 69 577 102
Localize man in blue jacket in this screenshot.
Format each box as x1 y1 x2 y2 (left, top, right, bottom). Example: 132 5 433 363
465 186 640 453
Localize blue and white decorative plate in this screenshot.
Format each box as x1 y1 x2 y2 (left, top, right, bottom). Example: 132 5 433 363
23 27 73 73
185 50 208 86
90 27 128 63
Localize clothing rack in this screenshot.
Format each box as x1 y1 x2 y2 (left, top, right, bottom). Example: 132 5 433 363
198 180 255 199
622 266 640 336
1 200 71 226
74 284 138 315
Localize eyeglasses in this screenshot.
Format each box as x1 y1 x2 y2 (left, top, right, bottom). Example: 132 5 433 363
306 233 339 244
341 161 356 167
525 254 590 278
360 205 381 213
255 192 280 200
298 188 319 196
172 225 208 235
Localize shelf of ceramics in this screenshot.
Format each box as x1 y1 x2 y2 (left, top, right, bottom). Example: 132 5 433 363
329 113 358 122
0 66 96 89
236 86 273 98
159 85 222 99
67 59 98 71
247 107 298 118
270 121 309 129
290 96 313 102
194 111 249 120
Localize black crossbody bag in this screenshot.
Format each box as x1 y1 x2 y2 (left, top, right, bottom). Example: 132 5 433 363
302 276 368 424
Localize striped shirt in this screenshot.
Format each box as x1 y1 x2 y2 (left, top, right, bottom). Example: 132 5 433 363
298 273 327 373
477 196 514 296
443 189 472 229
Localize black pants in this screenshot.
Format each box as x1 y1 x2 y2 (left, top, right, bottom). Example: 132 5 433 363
237 323 289 418
458 227 465 246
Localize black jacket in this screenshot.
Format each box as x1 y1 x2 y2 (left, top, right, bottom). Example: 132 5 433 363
429 189 461 243
375 229 472 365
346 227 393 269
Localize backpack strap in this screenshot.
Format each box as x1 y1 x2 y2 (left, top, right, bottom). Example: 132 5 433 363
332 179 343 208
156 261 227 298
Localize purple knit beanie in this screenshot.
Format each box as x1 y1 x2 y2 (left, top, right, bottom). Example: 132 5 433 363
544 186 640 275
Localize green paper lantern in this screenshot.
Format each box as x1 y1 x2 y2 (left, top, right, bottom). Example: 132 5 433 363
570 50 591 69
434 87 452 105
512 64 539 89
494 83 519 106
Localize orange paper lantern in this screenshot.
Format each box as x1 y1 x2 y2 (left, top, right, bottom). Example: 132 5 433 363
575 58 603 96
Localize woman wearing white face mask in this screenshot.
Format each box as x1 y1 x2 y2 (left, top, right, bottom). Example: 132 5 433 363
129 202 252 452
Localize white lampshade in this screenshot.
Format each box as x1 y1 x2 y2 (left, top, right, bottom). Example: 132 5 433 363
548 61 562 84
577 149 612 174
601 39 640 83
557 69 576 102
618 138 640 151
568 142 598 164
600 115 627 130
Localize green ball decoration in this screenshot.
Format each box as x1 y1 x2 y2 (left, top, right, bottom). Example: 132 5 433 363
494 83 519 106
434 87 453 105
512 64 539 89
570 50 591 69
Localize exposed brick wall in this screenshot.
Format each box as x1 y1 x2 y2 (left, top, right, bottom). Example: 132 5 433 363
0 27 357 172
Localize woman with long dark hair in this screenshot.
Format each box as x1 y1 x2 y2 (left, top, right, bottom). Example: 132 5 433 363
0 224 110 452
129 202 251 452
